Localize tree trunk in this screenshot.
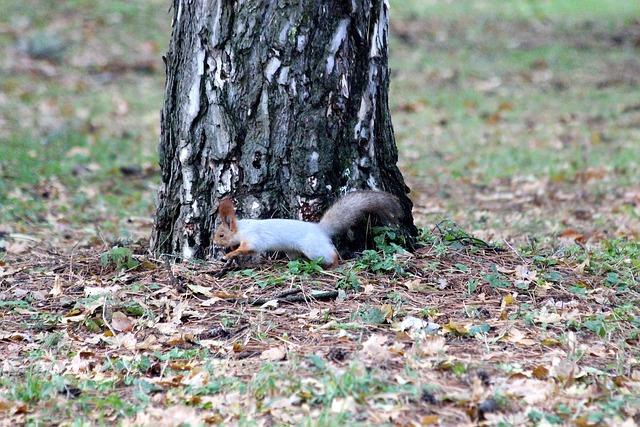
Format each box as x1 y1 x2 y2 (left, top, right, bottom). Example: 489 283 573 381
151 0 417 260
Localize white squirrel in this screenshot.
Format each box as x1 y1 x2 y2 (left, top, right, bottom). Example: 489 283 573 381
213 191 401 268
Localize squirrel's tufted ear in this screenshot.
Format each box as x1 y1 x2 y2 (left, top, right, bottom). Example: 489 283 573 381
218 198 237 230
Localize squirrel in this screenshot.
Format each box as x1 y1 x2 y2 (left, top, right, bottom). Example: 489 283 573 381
213 191 402 268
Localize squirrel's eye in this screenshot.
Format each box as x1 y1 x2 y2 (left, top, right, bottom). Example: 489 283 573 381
219 233 224 238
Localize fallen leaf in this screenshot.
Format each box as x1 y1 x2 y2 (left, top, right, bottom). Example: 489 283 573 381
414 335 447 356
330 395 356 414
396 316 440 333
534 307 562 324
260 299 279 309
49 275 63 297
85 285 121 296
361 334 392 362
515 265 537 281
506 378 554 404
550 357 578 381
532 365 550 380
402 278 431 293
506 327 536 346
111 311 134 332
187 284 212 297
101 332 137 349
501 293 517 308
442 321 468 336
260 346 286 361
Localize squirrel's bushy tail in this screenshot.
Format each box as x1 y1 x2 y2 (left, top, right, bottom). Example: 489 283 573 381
318 191 402 238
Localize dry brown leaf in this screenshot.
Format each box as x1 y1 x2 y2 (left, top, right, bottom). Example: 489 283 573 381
155 322 181 335
414 335 447 356
506 327 536 346
187 284 213 297
507 378 554 404
111 311 134 332
534 307 563 324
532 365 550 380
363 283 375 293
6 240 30 254
85 285 121 296
124 405 201 427
361 334 392 362
102 332 137 350
558 229 586 245
260 346 286 361
550 357 579 381
402 278 431 293
421 415 440 425
330 395 356 414
137 334 160 350
49 275 63 297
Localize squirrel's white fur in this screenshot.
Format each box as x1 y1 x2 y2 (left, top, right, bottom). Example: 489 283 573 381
213 191 401 267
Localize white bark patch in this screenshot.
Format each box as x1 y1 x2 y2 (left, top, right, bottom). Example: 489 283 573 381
209 106 231 157
182 243 194 260
249 200 262 216
216 168 232 194
296 34 307 52
176 0 182 24
367 175 380 189
354 93 372 140
179 140 194 204
264 57 281 83
326 19 349 75
309 151 319 173
277 66 290 85
353 3 390 158
214 55 225 89
208 0 221 44
186 50 205 123
340 74 349 98
370 0 389 59
308 176 318 189
278 21 291 45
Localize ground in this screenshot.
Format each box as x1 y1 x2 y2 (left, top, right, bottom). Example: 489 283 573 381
1 1 639 426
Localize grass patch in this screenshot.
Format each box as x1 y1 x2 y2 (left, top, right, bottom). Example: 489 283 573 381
2 229 638 424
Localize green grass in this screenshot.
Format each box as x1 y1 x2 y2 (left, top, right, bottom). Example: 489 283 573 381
391 0 640 21
0 0 166 235
388 0 640 241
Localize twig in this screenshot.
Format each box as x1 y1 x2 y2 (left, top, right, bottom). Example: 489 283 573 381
163 255 185 292
102 301 120 347
228 290 339 306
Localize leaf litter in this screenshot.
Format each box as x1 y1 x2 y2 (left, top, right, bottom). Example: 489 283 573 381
1 235 638 425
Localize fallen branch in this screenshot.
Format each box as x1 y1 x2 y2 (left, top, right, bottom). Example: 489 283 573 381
228 290 340 305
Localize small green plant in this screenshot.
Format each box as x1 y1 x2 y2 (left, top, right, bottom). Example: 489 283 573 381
7 369 58 405
287 258 324 275
100 246 139 271
337 270 360 290
466 278 479 293
355 249 404 274
355 305 388 324
373 226 407 254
